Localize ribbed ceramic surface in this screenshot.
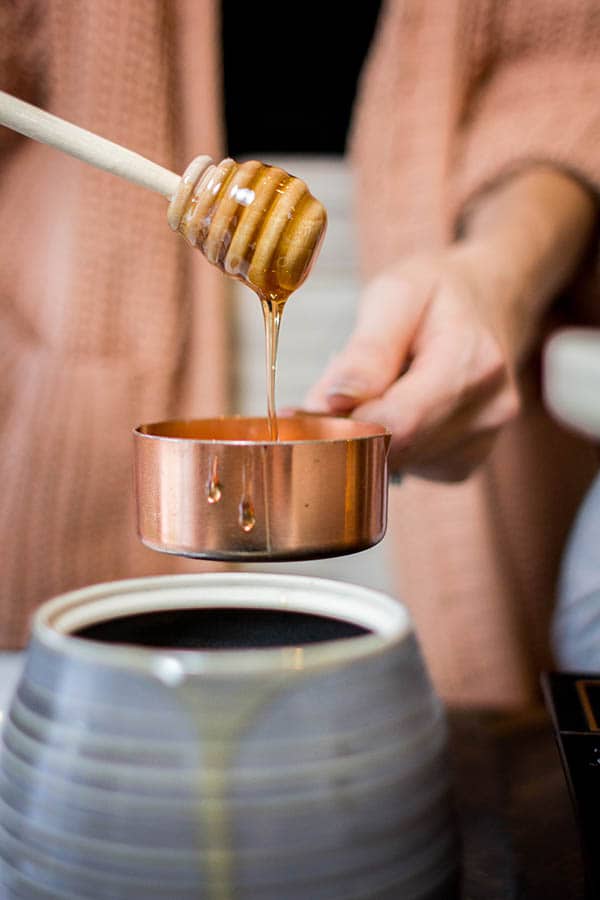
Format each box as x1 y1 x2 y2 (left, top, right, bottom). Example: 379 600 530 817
0 574 459 899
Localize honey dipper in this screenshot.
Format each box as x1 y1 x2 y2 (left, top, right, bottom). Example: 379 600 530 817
0 90 327 297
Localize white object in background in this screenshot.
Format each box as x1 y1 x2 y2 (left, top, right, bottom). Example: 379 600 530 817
544 328 600 439
553 474 600 672
544 328 600 670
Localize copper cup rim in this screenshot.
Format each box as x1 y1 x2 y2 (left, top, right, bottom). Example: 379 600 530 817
133 414 391 448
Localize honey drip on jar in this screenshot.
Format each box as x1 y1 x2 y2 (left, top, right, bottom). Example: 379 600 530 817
170 158 327 441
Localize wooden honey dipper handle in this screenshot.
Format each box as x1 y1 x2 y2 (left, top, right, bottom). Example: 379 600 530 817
0 89 187 199
0 90 327 298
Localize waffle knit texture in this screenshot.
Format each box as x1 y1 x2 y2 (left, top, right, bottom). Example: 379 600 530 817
0 0 227 648
1 0 599 707
351 0 600 705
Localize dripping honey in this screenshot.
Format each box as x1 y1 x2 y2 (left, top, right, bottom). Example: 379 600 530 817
260 294 286 440
175 159 327 443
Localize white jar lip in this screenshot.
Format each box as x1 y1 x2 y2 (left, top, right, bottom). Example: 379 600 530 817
33 573 412 680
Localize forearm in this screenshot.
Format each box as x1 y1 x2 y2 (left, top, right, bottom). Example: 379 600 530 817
457 165 597 364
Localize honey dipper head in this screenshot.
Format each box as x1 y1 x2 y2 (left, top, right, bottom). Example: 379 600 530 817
169 157 327 298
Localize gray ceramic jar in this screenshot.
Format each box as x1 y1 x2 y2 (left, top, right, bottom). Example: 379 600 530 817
0 574 459 899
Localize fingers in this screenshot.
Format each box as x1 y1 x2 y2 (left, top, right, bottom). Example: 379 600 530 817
351 340 520 480
305 267 435 413
304 332 405 414
304 252 521 483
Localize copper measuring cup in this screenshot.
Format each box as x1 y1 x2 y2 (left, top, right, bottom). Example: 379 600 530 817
133 415 390 561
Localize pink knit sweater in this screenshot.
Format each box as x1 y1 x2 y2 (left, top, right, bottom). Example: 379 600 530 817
0 0 227 648
1 0 599 706
352 0 600 704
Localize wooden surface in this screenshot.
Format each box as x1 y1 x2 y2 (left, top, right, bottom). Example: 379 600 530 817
448 709 586 899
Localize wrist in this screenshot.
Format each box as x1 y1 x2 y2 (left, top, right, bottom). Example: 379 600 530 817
449 166 597 361
466 167 595 285
446 238 529 364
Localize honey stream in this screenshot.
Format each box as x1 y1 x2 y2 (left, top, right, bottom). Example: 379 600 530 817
259 294 287 441
171 158 326 443
167 159 326 895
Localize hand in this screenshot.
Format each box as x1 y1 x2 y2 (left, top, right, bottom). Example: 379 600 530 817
306 166 596 482
306 246 521 481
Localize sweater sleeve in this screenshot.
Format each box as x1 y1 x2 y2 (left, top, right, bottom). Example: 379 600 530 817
451 6 600 231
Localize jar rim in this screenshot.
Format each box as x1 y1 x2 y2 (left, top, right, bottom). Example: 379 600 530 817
33 573 412 681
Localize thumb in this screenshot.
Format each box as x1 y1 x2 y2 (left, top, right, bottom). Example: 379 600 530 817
305 333 404 414
305 268 429 413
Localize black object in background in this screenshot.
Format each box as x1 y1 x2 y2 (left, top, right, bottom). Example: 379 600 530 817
543 672 600 899
222 1 382 156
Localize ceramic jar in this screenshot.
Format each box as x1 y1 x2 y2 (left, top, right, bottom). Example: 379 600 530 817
0 573 459 899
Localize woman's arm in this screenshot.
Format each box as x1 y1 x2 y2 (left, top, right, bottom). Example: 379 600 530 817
306 165 597 481
461 165 597 364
